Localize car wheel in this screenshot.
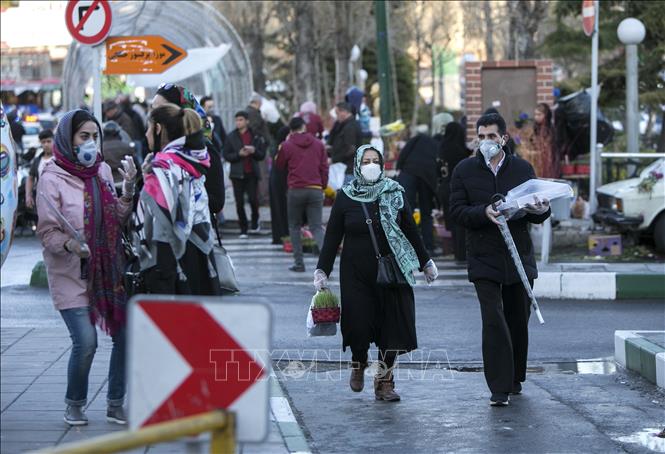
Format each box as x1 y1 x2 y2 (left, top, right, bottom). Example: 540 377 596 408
654 213 665 254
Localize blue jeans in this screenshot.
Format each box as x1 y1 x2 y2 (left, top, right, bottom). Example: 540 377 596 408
60 307 126 407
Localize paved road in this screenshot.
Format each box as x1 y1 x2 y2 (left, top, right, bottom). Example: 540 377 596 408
2 235 664 453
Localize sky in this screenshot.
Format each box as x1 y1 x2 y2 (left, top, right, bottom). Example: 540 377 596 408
1 1 71 48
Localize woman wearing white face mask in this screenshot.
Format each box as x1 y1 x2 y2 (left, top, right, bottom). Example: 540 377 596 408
36 109 136 426
315 144 438 402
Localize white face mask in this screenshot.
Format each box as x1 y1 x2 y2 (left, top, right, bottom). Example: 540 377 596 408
75 139 98 167
360 163 382 182
478 139 503 162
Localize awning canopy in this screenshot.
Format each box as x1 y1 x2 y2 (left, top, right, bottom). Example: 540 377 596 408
63 1 252 129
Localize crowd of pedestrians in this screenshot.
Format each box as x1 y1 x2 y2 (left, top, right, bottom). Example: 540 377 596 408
22 79 555 422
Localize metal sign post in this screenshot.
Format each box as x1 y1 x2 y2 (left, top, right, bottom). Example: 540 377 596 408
588 0 600 213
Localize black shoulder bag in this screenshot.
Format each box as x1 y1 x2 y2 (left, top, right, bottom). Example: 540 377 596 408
361 202 409 288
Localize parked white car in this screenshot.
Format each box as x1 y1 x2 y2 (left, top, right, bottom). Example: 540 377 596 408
593 158 665 252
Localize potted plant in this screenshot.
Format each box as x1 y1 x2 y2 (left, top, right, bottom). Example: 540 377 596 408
311 289 340 324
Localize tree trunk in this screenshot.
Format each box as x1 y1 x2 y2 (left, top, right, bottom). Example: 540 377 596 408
483 1 494 61
249 3 267 93
411 33 421 130
334 1 353 101
293 2 316 108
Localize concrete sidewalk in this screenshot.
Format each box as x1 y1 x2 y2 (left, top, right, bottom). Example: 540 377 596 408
0 327 308 454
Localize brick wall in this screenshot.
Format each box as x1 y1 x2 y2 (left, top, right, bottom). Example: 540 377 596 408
464 59 554 140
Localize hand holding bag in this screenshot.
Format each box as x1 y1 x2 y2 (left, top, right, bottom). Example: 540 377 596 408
361 202 409 288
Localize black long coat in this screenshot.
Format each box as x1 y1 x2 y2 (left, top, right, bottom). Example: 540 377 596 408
317 191 430 353
449 152 551 284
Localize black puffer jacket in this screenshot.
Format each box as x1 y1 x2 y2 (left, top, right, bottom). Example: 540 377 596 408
449 152 551 284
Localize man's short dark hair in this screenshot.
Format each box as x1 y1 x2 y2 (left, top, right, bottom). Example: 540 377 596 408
482 107 499 116
289 117 305 132
38 129 54 140
200 95 213 106
335 101 352 113
234 110 249 119
476 113 506 135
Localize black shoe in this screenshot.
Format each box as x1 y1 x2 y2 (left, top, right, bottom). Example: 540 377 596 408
490 393 510 406
289 264 306 272
510 381 522 395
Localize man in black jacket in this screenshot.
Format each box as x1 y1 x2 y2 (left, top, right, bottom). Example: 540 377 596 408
327 102 362 184
450 113 551 407
223 111 267 238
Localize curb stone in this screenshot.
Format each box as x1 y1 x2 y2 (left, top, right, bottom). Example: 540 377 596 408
535 272 664 300
270 374 311 454
614 330 665 387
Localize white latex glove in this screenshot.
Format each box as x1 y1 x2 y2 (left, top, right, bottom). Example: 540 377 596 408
66 239 90 259
118 156 137 196
524 196 550 215
423 259 438 285
313 269 328 291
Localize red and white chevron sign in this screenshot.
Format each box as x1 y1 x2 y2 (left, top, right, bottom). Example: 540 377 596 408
127 296 272 442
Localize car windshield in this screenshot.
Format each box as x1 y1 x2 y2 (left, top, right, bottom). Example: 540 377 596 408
24 126 40 135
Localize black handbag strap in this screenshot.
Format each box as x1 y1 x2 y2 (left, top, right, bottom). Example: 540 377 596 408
360 202 381 259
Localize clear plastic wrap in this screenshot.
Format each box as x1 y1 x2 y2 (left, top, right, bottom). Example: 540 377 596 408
495 179 574 220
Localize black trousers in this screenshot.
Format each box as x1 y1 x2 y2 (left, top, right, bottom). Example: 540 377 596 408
398 172 435 251
473 279 532 394
231 175 259 234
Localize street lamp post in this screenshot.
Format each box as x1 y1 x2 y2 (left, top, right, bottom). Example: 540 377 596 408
617 18 646 155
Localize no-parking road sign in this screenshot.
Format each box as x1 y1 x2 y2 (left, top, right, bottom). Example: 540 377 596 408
127 295 272 442
65 0 112 46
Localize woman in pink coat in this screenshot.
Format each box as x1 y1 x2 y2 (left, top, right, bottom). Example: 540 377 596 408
36 109 136 426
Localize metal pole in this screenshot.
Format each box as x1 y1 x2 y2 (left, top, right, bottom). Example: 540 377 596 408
375 0 394 124
92 45 103 124
625 43 639 155
588 0 599 213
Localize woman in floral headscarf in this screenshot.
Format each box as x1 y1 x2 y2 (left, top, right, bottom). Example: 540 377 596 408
137 103 221 296
37 109 136 426
314 145 438 402
152 83 225 224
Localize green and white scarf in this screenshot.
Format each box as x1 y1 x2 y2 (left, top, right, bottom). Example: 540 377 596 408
342 144 420 286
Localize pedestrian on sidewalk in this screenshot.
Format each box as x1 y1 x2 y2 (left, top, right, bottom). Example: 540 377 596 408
438 121 472 263
396 131 441 256
269 125 291 245
25 128 54 210
449 112 551 407
102 121 136 195
137 103 221 296
327 102 363 185
223 111 267 238
36 109 137 426
152 84 226 232
276 117 328 272
314 145 438 402
295 101 324 140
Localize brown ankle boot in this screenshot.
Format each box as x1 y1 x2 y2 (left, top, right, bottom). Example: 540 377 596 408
349 361 368 392
374 371 400 401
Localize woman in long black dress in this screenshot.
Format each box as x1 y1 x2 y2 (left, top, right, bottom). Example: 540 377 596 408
315 145 438 401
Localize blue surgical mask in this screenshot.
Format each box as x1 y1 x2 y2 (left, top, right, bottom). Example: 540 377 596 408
75 139 98 167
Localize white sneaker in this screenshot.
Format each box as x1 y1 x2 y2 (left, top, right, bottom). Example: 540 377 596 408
239 234 249 239
250 224 262 234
